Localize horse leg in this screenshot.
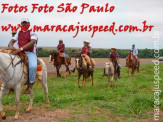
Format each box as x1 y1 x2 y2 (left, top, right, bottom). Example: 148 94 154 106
82 75 85 87
84 73 87 87
14 84 21 119
108 75 112 87
77 73 81 88
41 68 50 108
132 68 135 77
114 74 118 87
91 72 94 86
0 84 7 120
56 66 61 77
26 89 34 113
127 67 130 77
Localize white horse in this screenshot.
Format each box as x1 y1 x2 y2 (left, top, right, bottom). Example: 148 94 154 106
0 51 49 120
103 62 118 87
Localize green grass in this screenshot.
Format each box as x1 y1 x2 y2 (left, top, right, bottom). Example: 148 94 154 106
2 64 163 121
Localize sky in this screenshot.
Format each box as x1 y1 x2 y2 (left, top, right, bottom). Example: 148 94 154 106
0 0 162 49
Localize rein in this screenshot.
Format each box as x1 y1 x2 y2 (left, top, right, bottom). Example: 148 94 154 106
0 50 25 90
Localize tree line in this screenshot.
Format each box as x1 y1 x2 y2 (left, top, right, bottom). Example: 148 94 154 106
37 47 163 58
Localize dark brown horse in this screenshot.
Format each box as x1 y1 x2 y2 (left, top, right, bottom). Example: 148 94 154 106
126 51 140 77
49 52 71 77
73 53 94 88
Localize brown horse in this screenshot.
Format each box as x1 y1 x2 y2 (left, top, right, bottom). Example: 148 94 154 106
49 52 71 77
73 53 94 88
126 51 140 77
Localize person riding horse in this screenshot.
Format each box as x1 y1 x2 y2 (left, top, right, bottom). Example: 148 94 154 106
130 44 138 67
8 18 38 94
57 39 68 65
81 40 93 70
109 47 121 78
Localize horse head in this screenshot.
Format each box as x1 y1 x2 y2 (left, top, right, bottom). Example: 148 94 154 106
128 51 133 61
49 53 53 63
49 52 59 63
74 53 82 69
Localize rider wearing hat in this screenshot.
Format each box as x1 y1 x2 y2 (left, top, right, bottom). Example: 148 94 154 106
81 40 92 57
8 18 38 94
81 40 93 69
130 44 138 67
109 47 121 78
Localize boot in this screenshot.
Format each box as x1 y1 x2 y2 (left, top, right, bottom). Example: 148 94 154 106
24 83 34 94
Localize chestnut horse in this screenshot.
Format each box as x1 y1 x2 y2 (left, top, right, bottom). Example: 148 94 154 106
126 51 140 77
49 52 71 77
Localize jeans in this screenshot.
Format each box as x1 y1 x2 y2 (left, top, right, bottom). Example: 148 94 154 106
113 60 121 76
25 51 37 83
62 53 66 57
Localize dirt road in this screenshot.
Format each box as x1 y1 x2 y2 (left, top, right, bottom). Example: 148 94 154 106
41 57 156 74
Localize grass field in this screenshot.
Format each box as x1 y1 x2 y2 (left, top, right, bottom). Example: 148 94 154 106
2 64 163 121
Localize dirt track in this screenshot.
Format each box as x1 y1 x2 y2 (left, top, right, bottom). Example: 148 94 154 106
42 57 157 74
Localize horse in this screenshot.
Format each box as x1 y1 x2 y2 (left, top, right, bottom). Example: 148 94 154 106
126 51 140 77
0 50 49 120
103 62 118 87
73 53 94 88
49 52 71 77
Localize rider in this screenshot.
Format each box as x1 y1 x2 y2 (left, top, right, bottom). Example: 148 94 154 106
130 44 138 67
57 39 66 57
81 40 93 70
109 47 121 78
57 39 68 65
8 18 38 94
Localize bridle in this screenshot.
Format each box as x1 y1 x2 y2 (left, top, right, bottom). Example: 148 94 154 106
0 51 25 91
75 55 83 70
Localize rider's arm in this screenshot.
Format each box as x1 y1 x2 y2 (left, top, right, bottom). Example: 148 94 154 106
8 31 19 48
22 39 36 51
117 53 120 64
109 52 112 62
8 39 16 48
135 49 138 55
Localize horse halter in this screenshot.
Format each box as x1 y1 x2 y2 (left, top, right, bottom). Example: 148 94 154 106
0 51 25 91
75 56 83 69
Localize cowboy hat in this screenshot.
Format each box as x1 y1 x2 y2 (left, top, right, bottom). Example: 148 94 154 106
83 40 90 44
59 39 63 42
21 18 29 23
111 47 117 50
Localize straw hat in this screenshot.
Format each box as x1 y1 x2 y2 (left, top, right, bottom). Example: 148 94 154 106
59 39 63 42
111 47 117 50
83 40 90 44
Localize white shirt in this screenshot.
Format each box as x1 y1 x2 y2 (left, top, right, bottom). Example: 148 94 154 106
12 30 38 53
130 48 138 56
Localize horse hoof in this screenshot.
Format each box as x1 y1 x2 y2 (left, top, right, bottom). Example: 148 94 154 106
2 116 6 120
14 115 19 120
26 109 32 113
46 104 50 108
